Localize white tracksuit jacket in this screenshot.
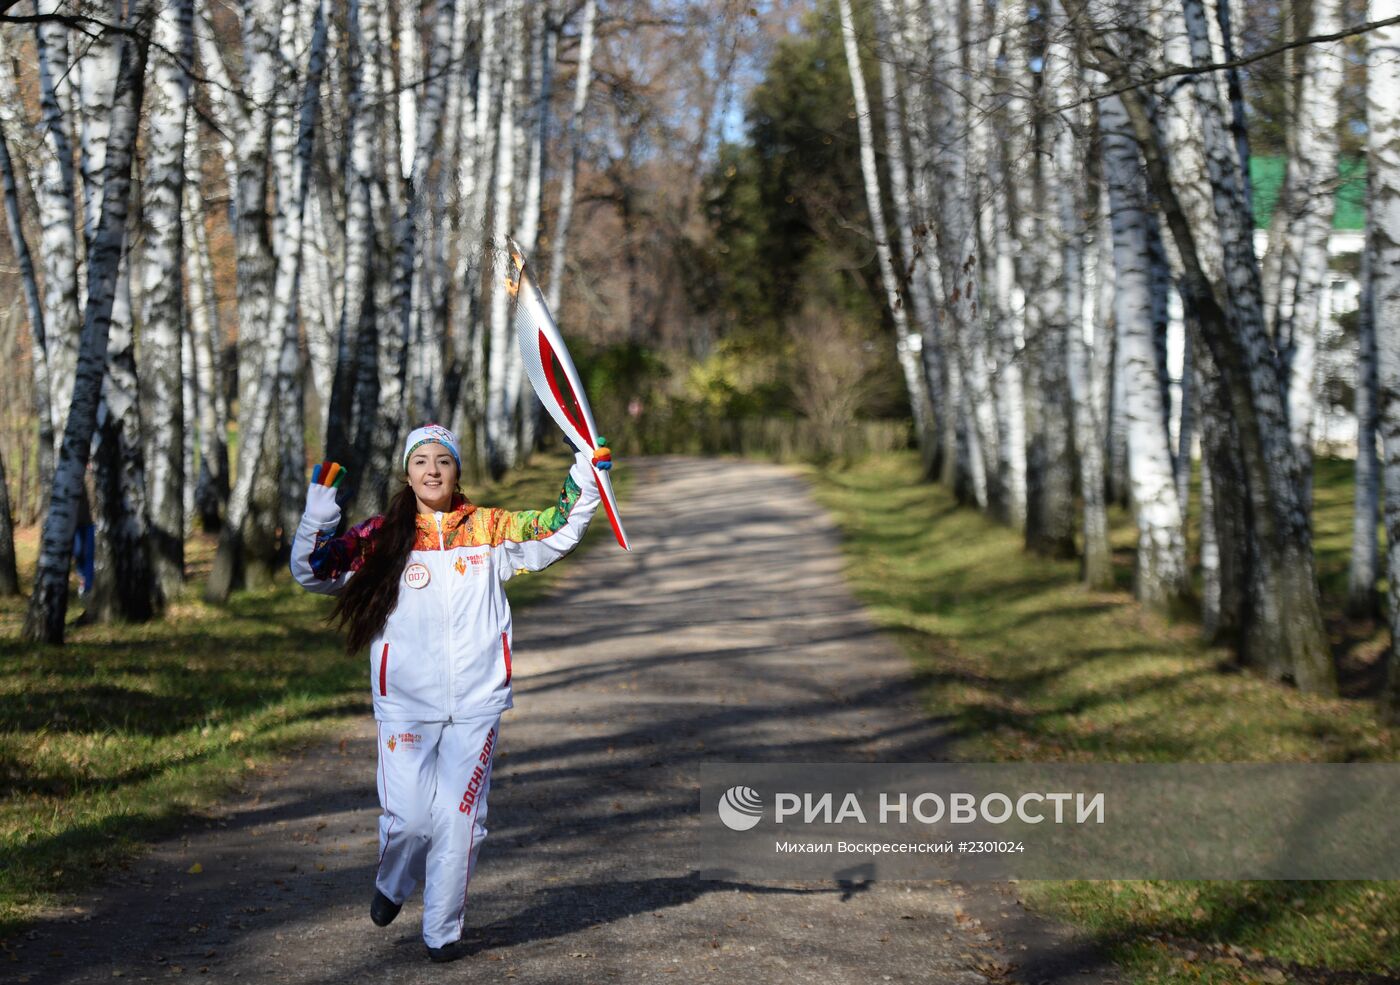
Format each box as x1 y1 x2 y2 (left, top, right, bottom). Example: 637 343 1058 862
289 451 600 721
288 453 599 948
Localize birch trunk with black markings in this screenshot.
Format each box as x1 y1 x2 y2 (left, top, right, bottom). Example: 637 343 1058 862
25 10 150 642
1100 92 1189 607
1350 215 1380 617
31 2 82 451
840 0 935 489
139 0 194 597
1368 0 1400 719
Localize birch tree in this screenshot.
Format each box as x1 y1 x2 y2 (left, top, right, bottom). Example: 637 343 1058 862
184 112 229 532
1368 0 1400 721
89 244 161 624
1100 91 1189 607
1264 0 1344 502
347 0 409 517
447 0 498 481
485 0 524 476
1350 215 1380 617
1023 45 1077 556
1047 0 1110 586
326 0 381 472
836 0 934 484
206 0 328 601
31 2 83 455
975 0 1028 529
547 0 597 312
0 57 55 495
890 0 951 480
140 0 195 597
1070 0 1336 692
403 0 458 424
25 4 151 643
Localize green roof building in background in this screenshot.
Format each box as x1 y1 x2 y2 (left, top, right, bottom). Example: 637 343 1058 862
1249 156 1366 232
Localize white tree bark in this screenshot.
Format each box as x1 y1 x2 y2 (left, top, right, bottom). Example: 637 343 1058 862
348 0 406 518
75 0 121 261
1072 0 1334 689
0 51 56 493
194 6 245 219
89 240 161 623
1266 0 1343 500
31 2 83 451
889 0 948 477
404 0 458 421
304 185 340 434
140 0 194 597
1100 92 1188 607
924 0 991 508
327 0 382 466
546 0 596 313
183 112 229 533
1181 0 1333 690
836 0 933 485
205 0 305 600
514 8 555 457
26 6 151 642
1368 0 1400 720
485 0 522 475
397 0 421 180
277 0 329 543
1350 217 1380 617
869 0 940 473
986 0 1028 528
970 0 1025 526
448 0 496 478
1047 0 1110 585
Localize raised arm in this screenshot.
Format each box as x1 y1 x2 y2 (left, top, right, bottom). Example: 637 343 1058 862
289 462 381 594
488 451 603 579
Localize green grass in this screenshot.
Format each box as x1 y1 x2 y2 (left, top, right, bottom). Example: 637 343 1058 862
0 450 621 937
809 451 1399 984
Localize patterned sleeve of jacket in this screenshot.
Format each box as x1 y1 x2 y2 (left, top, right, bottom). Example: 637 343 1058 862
289 485 383 595
487 451 601 581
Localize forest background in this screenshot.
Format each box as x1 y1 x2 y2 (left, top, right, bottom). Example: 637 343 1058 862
1 0 1398 699
4 1 1400 980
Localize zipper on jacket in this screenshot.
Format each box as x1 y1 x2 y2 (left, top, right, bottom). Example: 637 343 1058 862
502 632 512 686
378 642 389 697
436 512 454 721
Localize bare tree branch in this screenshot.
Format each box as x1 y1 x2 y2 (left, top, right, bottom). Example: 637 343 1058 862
1061 11 1400 111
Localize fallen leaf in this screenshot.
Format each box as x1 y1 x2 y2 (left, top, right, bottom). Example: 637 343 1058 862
187 863 203 875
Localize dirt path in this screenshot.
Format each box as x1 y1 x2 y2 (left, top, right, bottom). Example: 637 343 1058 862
13 457 1119 984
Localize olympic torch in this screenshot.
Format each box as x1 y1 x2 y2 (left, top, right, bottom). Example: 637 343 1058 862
505 236 631 551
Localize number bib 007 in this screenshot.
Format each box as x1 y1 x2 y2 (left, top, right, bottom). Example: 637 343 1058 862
404 562 430 589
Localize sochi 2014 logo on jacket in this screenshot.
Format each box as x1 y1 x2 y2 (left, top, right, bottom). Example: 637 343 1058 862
453 553 488 576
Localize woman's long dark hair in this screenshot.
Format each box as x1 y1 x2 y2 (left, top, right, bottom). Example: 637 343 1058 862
329 484 420 653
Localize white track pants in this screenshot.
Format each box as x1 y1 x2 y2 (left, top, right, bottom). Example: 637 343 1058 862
374 714 500 948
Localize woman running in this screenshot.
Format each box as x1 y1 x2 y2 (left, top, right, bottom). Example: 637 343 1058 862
290 423 609 962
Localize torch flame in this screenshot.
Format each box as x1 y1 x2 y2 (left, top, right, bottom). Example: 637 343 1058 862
504 238 526 298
